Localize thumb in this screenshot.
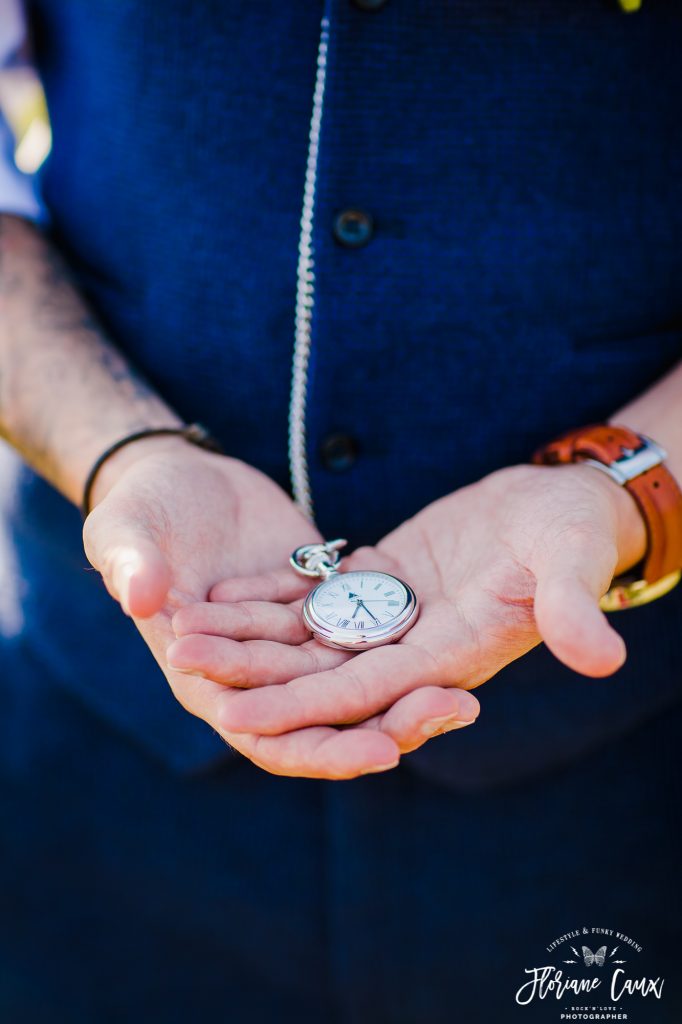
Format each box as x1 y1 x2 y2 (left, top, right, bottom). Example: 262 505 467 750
533 529 626 677
83 504 172 619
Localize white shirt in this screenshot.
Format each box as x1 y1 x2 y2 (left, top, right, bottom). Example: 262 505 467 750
0 0 46 221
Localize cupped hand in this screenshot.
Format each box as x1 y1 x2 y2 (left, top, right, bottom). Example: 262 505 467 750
168 462 647 740
82 437 478 778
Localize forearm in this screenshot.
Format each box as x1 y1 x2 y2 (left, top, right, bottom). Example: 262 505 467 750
0 214 181 505
612 359 682 484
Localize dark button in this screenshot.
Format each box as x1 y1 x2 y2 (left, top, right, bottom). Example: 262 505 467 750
320 433 359 472
351 0 389 9
332 208 374 248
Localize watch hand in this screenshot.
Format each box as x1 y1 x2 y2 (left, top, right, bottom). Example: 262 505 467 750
357 600 380 625
348 594 380 625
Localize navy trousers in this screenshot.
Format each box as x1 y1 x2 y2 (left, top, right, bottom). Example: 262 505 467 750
1 637 680 1023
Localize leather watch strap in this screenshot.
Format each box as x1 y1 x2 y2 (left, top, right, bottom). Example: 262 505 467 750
533 424 682 584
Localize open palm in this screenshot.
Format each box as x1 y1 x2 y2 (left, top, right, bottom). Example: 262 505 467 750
169 462 646 759
84 441 478 778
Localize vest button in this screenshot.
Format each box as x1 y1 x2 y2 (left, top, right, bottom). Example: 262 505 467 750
351 0 389 9
320 433 359 472
332 208 374 248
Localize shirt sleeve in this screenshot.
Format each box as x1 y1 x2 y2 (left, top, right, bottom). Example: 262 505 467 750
0 0 47 223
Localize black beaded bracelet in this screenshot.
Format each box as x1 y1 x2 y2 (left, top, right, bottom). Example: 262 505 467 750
80 422 224 518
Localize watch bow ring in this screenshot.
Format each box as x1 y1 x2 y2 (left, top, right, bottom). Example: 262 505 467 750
289 539 419 651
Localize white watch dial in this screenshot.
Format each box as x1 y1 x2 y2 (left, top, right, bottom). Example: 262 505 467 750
303 570 418 650
311 571 408 630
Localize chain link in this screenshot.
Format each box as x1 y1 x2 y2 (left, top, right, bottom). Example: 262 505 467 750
290 538 347 579
288 14 331 523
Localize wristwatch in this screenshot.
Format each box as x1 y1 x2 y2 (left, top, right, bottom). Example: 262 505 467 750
533 424 682 610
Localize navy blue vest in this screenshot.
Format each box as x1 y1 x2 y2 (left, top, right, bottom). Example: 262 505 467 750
10 0 682 783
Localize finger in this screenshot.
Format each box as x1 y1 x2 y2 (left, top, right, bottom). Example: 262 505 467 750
210 569 311 604
360 685 480 753
162 659 399 779
533 531 625 677
217 639 448 734
220 724 400 780
83 508 171 618
166 634 351 686
172 600 308 644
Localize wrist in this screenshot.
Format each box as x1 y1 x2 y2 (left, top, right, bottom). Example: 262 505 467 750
565 462 648 575
532 423 682 609
83 422 224 514
87 432 193 510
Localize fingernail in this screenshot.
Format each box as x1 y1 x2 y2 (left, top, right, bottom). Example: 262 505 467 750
420 715 476 738
166 642 206 677
166 641 182 668
360 759 400 775
113 560 136 616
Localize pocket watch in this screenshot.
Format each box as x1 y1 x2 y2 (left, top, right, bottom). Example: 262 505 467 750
290 539 419 651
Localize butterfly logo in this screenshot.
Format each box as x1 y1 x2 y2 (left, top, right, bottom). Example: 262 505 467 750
582 945 607 967
563 945 627 967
